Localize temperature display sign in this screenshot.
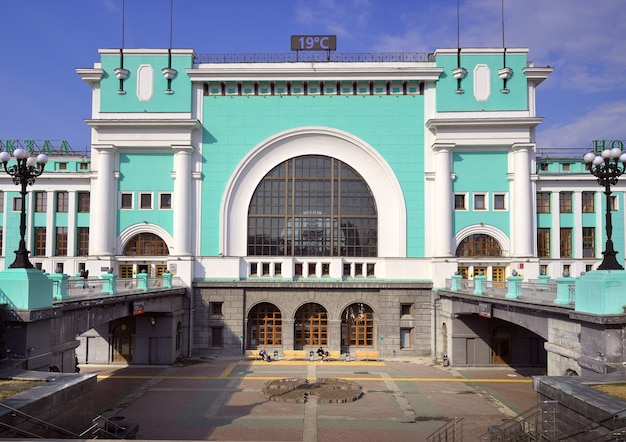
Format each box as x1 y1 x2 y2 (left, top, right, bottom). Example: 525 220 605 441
291 35 336 51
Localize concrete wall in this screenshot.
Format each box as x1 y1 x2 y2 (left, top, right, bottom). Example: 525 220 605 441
0 371 96 437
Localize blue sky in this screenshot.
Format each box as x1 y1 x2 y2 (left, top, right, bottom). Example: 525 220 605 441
2 0 625 152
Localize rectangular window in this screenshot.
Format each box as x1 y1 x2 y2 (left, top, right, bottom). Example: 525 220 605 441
79 162 89 170
473 193 487 210
12 196 22 212
582 227 595 257
140 193 152 209
537 193 551 213
582 192 595 213
58 162 67 170
210 302 223 316
77 227 89 256
77 192 90 213
366 263 375 277
0 192 4 212
35 192 47 212
610 195 618 211
0 227 3 255
159 193 172 209
539 162 549 171
560 228 573 258
559 192 573 213
211 327 223 348
400 328 412 349
454 194 466 210
308 262 316 277
274 262 282 276
250 262 258 276
56 191 69 213
537 228 551 258
493 194 506 210
55 227 68 256
34 227 46 256
562 163 571 172
121 193 133 209
343 263 351 277
401 304 413 317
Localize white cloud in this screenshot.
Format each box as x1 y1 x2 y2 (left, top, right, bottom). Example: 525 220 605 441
538 101 626 149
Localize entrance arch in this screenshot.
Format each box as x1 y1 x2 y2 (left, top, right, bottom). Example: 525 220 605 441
294 303 328 348
341 303 374 347
247 302 282 348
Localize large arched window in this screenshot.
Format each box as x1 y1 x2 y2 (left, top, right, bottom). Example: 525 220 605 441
294 303 328 348
247 303 282 347
123 233 169 256
248 155 377 257
341 303 374 347
455 234 502 257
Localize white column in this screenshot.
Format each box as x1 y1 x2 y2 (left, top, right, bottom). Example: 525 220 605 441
90 144 117 256
573 191 582 259
511 144 533 257
45 190 55 256
433 144 454 257
172 145 194 256
67 192 77 256
551 192 560 258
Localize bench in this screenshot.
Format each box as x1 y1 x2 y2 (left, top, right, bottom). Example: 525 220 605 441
355 350 379 361
283 349 308 360
245 349 263 360
318 350 341 362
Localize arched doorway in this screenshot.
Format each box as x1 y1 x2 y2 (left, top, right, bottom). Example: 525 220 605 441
341 303 374 347
491 326 512 365
294 303 328 348
111 320 135 363
247 302 282 348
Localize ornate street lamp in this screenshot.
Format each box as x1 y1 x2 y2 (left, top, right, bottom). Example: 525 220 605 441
0 149 48 269
584 146 626 270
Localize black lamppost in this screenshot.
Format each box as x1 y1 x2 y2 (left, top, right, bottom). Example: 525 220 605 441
0 149 48 269
584 147 626 270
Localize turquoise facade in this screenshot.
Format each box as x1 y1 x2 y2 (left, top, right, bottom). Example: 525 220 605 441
436 52 528 112
201 95 425 257
100 53 193 113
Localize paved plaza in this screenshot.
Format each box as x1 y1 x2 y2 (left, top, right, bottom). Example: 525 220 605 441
82 357 541 441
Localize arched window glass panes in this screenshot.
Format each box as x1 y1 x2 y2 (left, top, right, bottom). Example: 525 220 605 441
341 303 374 347
248 155 377 257
247 303 282 347
294 303 328 348
123 233 169 256
455 234 502 257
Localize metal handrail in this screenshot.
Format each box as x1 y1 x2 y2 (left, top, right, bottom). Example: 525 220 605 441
426 416 464 441
194 51 430 64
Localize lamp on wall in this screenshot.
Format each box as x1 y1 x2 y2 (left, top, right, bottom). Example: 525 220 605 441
150 317 156 326
0 149 48 268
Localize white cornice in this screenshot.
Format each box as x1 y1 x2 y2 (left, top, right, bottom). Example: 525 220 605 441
186 64 443 82
85 119 201 130
426 117 543 130
76 68 104 85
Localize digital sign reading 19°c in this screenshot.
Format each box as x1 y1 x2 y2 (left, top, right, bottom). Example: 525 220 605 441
291 35 337 51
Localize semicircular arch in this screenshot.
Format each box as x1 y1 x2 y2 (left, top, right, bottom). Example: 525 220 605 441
117 223 174 256
221 126 406 257
453 224 509 257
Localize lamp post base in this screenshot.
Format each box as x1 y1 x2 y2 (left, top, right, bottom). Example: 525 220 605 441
9 245 34 269
598 240 624 270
